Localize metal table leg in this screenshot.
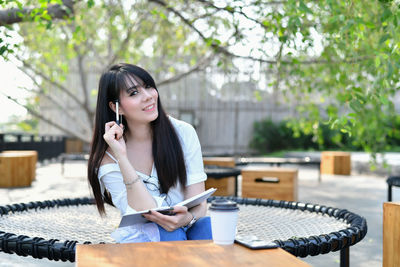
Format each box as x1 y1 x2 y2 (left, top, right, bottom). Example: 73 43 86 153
340 247 349 267
234 175 238 197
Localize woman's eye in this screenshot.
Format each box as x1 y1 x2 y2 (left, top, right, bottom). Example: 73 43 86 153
129 91 138 96
145 85 152 89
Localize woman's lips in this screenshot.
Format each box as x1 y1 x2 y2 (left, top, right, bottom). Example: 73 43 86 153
143 104 156 111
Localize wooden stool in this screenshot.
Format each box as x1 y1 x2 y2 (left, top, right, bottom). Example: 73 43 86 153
320 151 351 175
386 176 400 201
0 150 38 187
241 167 298 201
203 157 236 196
383 202 400 267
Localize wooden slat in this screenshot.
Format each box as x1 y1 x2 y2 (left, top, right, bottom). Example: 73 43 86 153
203 157 236 167
383 202 400 267
76 241 311 267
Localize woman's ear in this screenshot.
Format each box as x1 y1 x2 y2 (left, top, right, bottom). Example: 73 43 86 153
109 101 124 115
108 101 116 113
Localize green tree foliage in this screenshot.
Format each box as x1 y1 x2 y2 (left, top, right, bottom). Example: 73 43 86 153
250 119 361 153
276 0 400 156
0 0 399 156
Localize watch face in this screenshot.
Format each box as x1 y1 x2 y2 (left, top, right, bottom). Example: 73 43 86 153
187 216 197 228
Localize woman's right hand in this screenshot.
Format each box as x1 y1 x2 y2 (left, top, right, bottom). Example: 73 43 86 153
103 121 126 158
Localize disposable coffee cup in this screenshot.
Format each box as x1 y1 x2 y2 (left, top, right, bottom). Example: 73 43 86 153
209 199 239 245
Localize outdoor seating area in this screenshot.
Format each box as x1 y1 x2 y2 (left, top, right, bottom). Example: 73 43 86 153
0 156 394 266
0 195 367 266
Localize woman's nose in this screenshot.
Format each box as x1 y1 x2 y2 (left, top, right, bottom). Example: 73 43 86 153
142 88 152 100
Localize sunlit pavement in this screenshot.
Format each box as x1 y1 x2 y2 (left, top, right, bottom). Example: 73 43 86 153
0 159 394 267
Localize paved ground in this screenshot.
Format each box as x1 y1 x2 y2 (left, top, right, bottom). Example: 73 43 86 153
0 159 396 267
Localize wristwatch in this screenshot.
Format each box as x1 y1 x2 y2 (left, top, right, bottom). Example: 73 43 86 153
186 212 197 229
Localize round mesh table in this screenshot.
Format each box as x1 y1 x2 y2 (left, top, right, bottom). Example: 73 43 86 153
0 197 367 266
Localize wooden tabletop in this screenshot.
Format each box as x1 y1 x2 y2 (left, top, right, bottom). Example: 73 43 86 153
76 240 311 267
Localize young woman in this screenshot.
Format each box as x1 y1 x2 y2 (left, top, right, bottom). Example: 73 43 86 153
87 63 212 242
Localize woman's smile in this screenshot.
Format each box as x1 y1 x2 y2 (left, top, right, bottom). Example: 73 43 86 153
143 104 156 112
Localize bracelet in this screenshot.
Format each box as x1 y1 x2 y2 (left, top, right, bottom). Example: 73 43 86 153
186 211 197 229
124 176 140 187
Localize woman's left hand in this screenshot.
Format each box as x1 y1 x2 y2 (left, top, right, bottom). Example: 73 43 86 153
142 206 192 232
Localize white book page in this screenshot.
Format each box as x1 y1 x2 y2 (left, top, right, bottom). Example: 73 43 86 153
118 188 217 227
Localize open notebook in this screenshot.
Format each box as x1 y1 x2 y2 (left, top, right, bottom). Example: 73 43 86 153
118 188 217 227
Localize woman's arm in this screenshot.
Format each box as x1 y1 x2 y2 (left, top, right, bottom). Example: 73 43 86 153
117 156 158 211
184 181 207 218
103 121 157 211
142 182 206 231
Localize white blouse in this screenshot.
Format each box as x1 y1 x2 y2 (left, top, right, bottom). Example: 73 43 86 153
98 116 207 216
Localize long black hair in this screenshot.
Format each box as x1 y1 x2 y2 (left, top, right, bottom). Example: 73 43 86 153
88 63 187 215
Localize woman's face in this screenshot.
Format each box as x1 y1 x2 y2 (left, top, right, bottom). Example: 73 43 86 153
118 75 159 125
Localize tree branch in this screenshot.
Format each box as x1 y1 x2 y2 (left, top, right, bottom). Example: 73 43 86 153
0 0 75 26
74 46 94 128
157 54 213 86
16 55 86 110
2 93 89 142
146 0 280 64
150 0 368 66
106 10 146 66
273 42 284 103
17 67 90 134
194 0 271 31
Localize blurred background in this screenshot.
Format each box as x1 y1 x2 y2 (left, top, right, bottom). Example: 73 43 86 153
1 0 400 161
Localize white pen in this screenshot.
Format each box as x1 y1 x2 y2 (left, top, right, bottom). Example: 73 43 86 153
116 100 120 125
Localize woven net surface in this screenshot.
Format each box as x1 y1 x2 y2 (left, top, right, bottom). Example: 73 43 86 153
235 204 349 242
0 204 120 243
0 202 349 245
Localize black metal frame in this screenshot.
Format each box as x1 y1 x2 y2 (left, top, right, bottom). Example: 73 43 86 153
0 198 93 262
0 197 367 266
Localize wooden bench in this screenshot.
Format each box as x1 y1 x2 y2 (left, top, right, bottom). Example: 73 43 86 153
0 150 38 187
383 202 400 267
203 157 236 196
241 167 298 201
